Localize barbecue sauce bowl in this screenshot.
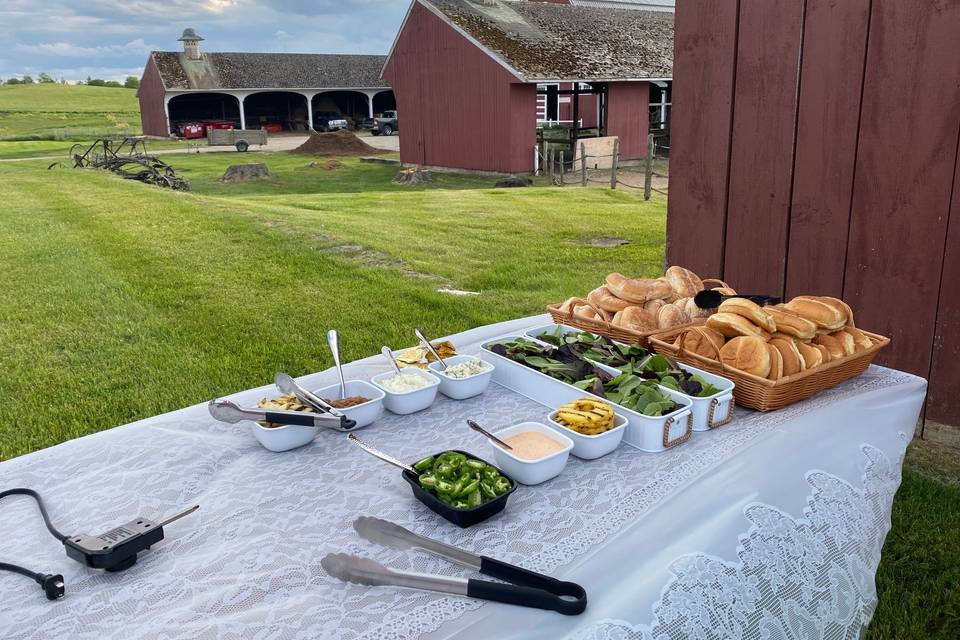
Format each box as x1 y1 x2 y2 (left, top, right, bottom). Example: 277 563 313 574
402 450 517 528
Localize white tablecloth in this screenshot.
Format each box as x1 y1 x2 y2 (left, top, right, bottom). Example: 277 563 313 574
0 315 926 640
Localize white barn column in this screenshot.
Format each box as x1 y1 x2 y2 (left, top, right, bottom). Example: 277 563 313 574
163 95 172 135
365 90 379 118
238 94 247 130
300 91 317 131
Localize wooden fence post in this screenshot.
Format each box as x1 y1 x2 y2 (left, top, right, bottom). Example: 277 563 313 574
581 142 587 187
559 151 565 185
610 139 620 189
644 134 655 200
547 147 554 184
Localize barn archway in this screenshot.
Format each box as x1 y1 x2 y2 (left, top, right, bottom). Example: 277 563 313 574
167 92 240 134
372 90 396 115
312 91 371 128
243 91 311 132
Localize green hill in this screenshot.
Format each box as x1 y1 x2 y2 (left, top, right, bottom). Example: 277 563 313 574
0 84 141 140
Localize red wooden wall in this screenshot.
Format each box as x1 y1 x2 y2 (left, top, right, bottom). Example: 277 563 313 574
138 57 168 137
607 82 650 161
383 2 536 173
667 0 960 442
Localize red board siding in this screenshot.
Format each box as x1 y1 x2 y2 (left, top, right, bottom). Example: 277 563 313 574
138 57 168 137
927 150 960 427
843 0 960 377
722 0 804 295
665 0 739 278
606 82 649 161
668 0 960 435
785 0 870 299
384 2 535 173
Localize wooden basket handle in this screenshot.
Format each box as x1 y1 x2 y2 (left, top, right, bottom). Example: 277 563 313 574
560 297 611 324
676 326 724 364
702 277 732 289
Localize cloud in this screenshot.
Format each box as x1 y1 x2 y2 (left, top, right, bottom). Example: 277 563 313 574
15 38 158 59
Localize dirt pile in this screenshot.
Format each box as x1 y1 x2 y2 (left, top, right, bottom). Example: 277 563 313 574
291 130 385 156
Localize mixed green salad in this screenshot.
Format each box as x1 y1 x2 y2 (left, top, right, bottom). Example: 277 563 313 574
413 451 512 510
487 337 681 417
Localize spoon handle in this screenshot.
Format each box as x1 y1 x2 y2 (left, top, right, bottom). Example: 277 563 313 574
467 420 513 450
381 346 403 375
415 328 447 370
327 329 346 399
348 434 417 474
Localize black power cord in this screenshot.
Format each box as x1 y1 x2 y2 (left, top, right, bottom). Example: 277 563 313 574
0 488 67 600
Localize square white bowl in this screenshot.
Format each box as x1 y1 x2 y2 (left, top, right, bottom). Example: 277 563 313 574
428 355 495 400
546 409 627 460
311 379 385 429
488 422 574 485
248 421 318 452
370 369 441 415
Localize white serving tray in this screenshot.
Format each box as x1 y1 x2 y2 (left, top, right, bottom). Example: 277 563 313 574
480 337 693 453
522 324 735 433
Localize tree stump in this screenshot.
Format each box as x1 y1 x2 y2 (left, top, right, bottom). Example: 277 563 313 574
393 167 432 185
219 163 269 182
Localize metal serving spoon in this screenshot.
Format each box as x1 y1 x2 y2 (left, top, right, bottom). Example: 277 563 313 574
327 329 347 399
466 419 513 450
348 433 417 475
381 345 403 375
415 328 447 370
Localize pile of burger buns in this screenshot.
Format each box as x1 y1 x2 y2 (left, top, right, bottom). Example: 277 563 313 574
677 296 875 380
557 266 728 333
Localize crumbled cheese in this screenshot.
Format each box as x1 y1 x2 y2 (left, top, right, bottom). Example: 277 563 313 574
443 358 490 380
380 373 432 393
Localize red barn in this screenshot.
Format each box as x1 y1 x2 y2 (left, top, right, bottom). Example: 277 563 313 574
137 29 395 137
383 0 673 174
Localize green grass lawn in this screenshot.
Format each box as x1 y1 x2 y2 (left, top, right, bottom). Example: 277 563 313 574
0 84 140 140
0 149 957 638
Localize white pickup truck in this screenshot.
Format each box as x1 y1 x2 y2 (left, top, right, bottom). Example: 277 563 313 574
314 111 348 132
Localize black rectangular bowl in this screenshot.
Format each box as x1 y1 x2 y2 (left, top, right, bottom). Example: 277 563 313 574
402 450 517 528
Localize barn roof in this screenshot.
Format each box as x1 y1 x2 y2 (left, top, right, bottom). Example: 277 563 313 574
150 52 390 91
398 0 673 82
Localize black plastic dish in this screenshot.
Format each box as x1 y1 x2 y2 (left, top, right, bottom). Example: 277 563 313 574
402 450 517 528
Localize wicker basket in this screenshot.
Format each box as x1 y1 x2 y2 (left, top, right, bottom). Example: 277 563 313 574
548 278 728 347
648 324 890 412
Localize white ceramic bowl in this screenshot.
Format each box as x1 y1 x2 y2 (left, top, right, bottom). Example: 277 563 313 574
248 421 317 452
488 422 573 485
370 369 441 415
312 379 385 429
428 355 495 400
546 409 627 460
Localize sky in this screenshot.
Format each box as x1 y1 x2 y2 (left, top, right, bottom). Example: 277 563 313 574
0 0 411 82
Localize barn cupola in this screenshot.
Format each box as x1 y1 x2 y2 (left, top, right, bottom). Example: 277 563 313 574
178 28 204 60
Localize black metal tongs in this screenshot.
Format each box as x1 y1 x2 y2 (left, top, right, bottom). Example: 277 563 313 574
322 517 587 615
693 289 781 309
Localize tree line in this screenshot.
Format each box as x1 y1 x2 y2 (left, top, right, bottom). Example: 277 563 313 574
1 73 139 88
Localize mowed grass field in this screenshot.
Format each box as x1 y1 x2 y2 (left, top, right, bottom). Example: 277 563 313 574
0 82 957 638
0 84 140 141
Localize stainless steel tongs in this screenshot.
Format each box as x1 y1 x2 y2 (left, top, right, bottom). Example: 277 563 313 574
207 399 355 431
322 517 587 615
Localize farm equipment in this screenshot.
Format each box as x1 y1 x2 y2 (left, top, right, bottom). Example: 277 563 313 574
208 128 268 152
50 137 189 191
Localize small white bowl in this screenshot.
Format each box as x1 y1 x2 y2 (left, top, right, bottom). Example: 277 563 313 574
428 355 495 400
488 422 573 485
547 409 627 460
312 379 385 429
248 421 317 452
370 369 441 415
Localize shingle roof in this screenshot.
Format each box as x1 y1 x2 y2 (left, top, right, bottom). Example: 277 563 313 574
414 0 673 82
151 52 389 91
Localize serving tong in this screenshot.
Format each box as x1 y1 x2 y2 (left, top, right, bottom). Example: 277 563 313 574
694 289 781 309
322 516 586 615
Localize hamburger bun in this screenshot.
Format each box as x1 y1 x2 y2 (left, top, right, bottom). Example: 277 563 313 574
657 303 691 329
841 326 873 352
770 337 805 376
794 296 852 327
766 307 817 340
706 312 769 339
813 343 832 364
612 306 658 332
588 285 632 312
605 273 674 304
684 296 712 320
679 326 725 359
830 330 856 356
720 336 772 378
783 298 846 331
766 344 784 380
796 341 823 369
814 333 846 359
643 298 666 314
665 266 704 298
718 298 776 333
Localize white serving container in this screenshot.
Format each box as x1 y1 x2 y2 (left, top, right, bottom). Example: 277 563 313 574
428 355 494 400
546 409 627 460
248 421 317 452
481 337 693 453
488 422 573 485
592 361 734 433
312 379 385 429
370 369 440 415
